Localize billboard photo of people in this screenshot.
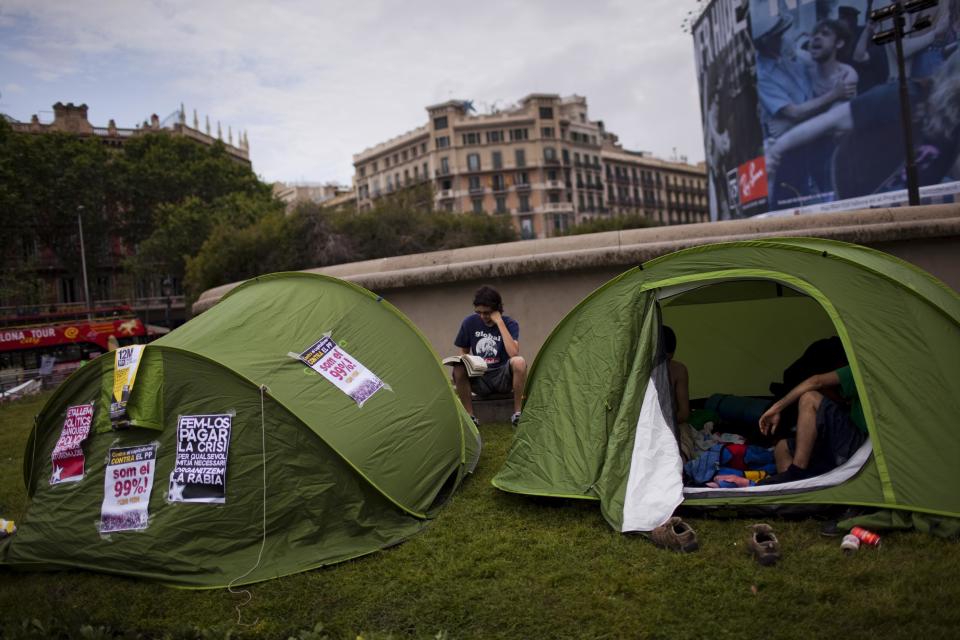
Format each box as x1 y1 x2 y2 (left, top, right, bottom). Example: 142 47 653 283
696 0 960 218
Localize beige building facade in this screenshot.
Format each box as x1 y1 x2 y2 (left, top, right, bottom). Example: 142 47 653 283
352 94 708 239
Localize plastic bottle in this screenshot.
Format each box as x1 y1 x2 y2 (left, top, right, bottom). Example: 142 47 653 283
840 534 860 554
850 526 881 546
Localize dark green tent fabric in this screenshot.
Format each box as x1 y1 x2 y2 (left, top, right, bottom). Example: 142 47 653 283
2 273 480 587
494 239 960 531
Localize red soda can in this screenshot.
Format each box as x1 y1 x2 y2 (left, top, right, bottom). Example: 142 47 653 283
850 526 881 546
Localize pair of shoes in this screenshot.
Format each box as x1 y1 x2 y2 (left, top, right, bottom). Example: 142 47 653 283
757 464 811 485
510 411 521 427
747 523 781 566
650 517 699 553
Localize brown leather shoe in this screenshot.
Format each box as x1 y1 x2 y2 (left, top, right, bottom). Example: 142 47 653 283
747 523 781 566
650 517 699 553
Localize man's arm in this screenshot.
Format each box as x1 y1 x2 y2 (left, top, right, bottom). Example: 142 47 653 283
490 310 519 357
759 370 841 435
779 81 852 122
674 362 690 424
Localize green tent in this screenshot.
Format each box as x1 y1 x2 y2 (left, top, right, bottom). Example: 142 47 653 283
493 239 960 532
2 273 480 588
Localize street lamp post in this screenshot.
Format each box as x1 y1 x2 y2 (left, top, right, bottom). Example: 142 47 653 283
77 206 92 319
162 276 173 330
869 0 939 207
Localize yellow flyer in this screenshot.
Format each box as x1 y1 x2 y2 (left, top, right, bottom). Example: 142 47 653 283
109 345 144 423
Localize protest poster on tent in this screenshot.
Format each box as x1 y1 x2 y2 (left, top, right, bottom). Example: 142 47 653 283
99 443 157 533
109 345 145 425
168 414 233 504
50 403 94 484
298 335 384 407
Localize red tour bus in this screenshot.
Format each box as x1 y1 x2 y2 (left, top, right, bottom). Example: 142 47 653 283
0 306 157 384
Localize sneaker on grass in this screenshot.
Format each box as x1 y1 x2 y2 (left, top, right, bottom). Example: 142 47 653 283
649 517 699 553
510 411 521 427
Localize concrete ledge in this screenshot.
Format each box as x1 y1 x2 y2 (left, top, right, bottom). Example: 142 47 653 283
472 394 515 425
193 204 960 315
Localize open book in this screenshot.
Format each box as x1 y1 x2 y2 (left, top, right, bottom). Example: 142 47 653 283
442 354 488 377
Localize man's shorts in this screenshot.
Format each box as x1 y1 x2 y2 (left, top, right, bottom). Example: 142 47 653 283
788 395 867 475
469 362 514 396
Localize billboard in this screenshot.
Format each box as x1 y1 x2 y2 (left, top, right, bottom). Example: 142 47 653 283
693 0 960 220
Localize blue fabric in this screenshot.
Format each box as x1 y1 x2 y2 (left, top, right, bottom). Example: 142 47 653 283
454 314 519 369
684 445 723 485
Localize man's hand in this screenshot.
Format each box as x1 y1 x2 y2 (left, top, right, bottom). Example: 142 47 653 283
490 310 503 325
759 407 781 436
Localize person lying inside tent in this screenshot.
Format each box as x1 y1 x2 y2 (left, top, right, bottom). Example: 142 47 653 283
757 365 867 484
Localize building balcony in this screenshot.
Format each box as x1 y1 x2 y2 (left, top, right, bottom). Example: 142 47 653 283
541 202 574 213
437 189 454 199
545 179 565 190
469 186 485 195
435 168 452 177
515 182 532 191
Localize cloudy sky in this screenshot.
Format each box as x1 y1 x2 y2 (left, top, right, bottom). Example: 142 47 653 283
0 0 707 185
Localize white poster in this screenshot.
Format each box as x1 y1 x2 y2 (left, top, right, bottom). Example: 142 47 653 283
298 335 384 407
99 443 158 533
168 414 232 504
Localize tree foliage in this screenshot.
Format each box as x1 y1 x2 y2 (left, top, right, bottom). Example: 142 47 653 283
184 184 518 299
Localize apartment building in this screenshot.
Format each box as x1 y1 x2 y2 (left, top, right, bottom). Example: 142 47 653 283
352 94 708 239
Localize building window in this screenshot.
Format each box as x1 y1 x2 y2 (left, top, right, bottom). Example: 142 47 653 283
553 213 568 233
574 152 580 165
520 215 534 240
541 127 555 138
547 168 558 181
486 130 503 143
492 174 505 191
440 157 450 174
411 146 417 157
516 171 529 185
549 192 560 204
469 175 482 190
562 149 570 164
467 153 481 171
436 136 450 149
386 176 393 192
423 162 428 178
492 151 503 169
519 195 530 213
515 148 526 168
472 198 484 213
413 166 419 179
463 132 481 145
421 142 427 153
434 116 448 129
372 161 378 172
359 166 366 178
578 194 585 209
385 157 391 168
544 147 556 162
441 178 452 190
402 150 408 161
539 106 554 119
509 128 528 141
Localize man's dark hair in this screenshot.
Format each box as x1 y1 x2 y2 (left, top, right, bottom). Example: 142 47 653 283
663 325 677 354
473 285 503 312
814 18 851 49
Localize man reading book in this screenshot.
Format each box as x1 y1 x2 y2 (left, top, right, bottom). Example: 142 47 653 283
453 285 526 427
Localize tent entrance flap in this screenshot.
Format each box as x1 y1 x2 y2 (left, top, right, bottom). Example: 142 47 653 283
621 360 684 532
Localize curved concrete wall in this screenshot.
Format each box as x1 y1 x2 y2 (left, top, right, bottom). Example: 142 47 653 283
195 204 960 362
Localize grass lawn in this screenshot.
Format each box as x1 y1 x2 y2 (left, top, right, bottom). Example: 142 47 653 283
1 391 959 639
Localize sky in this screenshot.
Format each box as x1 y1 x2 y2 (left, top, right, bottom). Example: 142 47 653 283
0 0 707 185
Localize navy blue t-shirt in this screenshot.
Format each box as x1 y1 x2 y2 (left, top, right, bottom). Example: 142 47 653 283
454 314 520 369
